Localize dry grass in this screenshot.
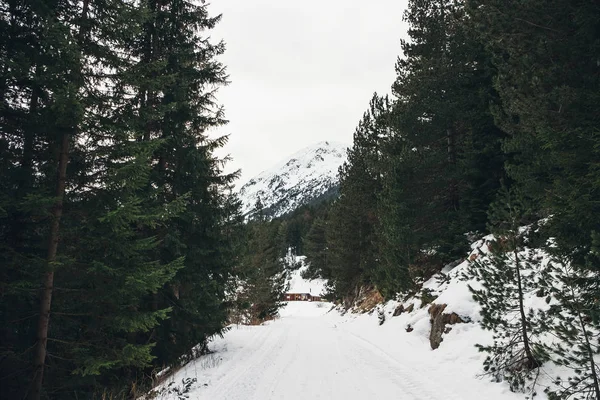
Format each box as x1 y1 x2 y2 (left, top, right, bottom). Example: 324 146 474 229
355 286 385 313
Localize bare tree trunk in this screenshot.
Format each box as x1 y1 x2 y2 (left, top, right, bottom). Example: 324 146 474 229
513 245 538 369
565 266 600 399
578 309 600 398
29 132 69 400
29 1 89 397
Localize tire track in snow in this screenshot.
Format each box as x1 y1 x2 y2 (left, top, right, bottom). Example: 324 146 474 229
200 324 286 400
184 304 511 400
342 327 477 400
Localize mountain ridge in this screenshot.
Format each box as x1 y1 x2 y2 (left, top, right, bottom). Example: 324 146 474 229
238 141 349 219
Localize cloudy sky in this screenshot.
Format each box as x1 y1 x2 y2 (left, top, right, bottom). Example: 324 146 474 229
209 0 409 185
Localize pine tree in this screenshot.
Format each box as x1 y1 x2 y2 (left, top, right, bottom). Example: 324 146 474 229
240 221 287 324
467 0 600 256
380 0 506 287
325 94 387 301
466 2 600 394
303 217 329 279
49 141 186 393
540 236 600 400
0 1 54 395
0 0 145 397
0 0 239 397
468 187 545 393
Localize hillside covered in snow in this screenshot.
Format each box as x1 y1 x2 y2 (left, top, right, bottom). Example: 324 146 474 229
238 141 348 219
286 256 327 296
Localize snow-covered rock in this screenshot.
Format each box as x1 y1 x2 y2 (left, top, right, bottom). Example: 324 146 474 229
238 141 348 219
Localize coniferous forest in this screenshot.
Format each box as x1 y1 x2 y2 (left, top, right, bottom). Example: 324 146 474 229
0 0 243 397
299 0 600 398
1 0 599 399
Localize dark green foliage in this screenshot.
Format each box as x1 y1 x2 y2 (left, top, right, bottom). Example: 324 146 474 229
464 0 600 395
380 0 506 284
235 220 288 324
540 239 600 400
303 217 329 279
323 94 388 301
468 187 545 393
318 0 506 302
468 0 600 255
0 0 239 397
283 198 333 257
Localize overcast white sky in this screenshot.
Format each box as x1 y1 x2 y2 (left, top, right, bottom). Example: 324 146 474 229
209 0 409 185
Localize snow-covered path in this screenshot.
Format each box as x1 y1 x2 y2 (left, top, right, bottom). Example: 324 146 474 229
205 308 452 400
155 302 522 400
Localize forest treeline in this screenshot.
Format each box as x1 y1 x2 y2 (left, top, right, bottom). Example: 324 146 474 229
299 0 600 397
305 0 599 306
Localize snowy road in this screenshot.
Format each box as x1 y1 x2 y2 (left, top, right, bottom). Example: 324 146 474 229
157 302 521 400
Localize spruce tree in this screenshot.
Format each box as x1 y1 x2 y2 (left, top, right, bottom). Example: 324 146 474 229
467 3 600 394
467 0 600 258
303 217 330 279
120 0 237 367
49 141 186 394
0 0 239 397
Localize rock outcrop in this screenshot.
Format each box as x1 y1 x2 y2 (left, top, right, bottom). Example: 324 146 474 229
429 303 465 350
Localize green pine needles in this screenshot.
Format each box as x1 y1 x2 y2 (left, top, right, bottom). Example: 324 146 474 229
0 0 239 398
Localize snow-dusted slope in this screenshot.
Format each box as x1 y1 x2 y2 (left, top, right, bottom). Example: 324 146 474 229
286 257 327 296
238 141 348 218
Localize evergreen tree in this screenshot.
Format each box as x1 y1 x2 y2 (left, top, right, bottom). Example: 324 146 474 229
49 142 186 395
381 0 506 284
239 220 287 324
467 0 600 257
468 187 544 393
121 0 237 368
0 0 151 397
467 2 600 394
540 237 600 400
0 0 239 397
303 217 329 280
325 94 388 301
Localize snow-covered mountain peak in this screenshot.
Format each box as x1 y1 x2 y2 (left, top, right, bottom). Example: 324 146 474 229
238 141 349 219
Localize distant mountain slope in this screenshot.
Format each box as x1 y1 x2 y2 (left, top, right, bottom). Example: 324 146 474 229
238 141 348 219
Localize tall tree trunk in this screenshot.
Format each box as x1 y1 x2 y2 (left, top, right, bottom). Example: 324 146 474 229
513 243 538 369
577 305 600 398
566 268 600 399
29 132 69 400
29 1 89 397
446 127 455 164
